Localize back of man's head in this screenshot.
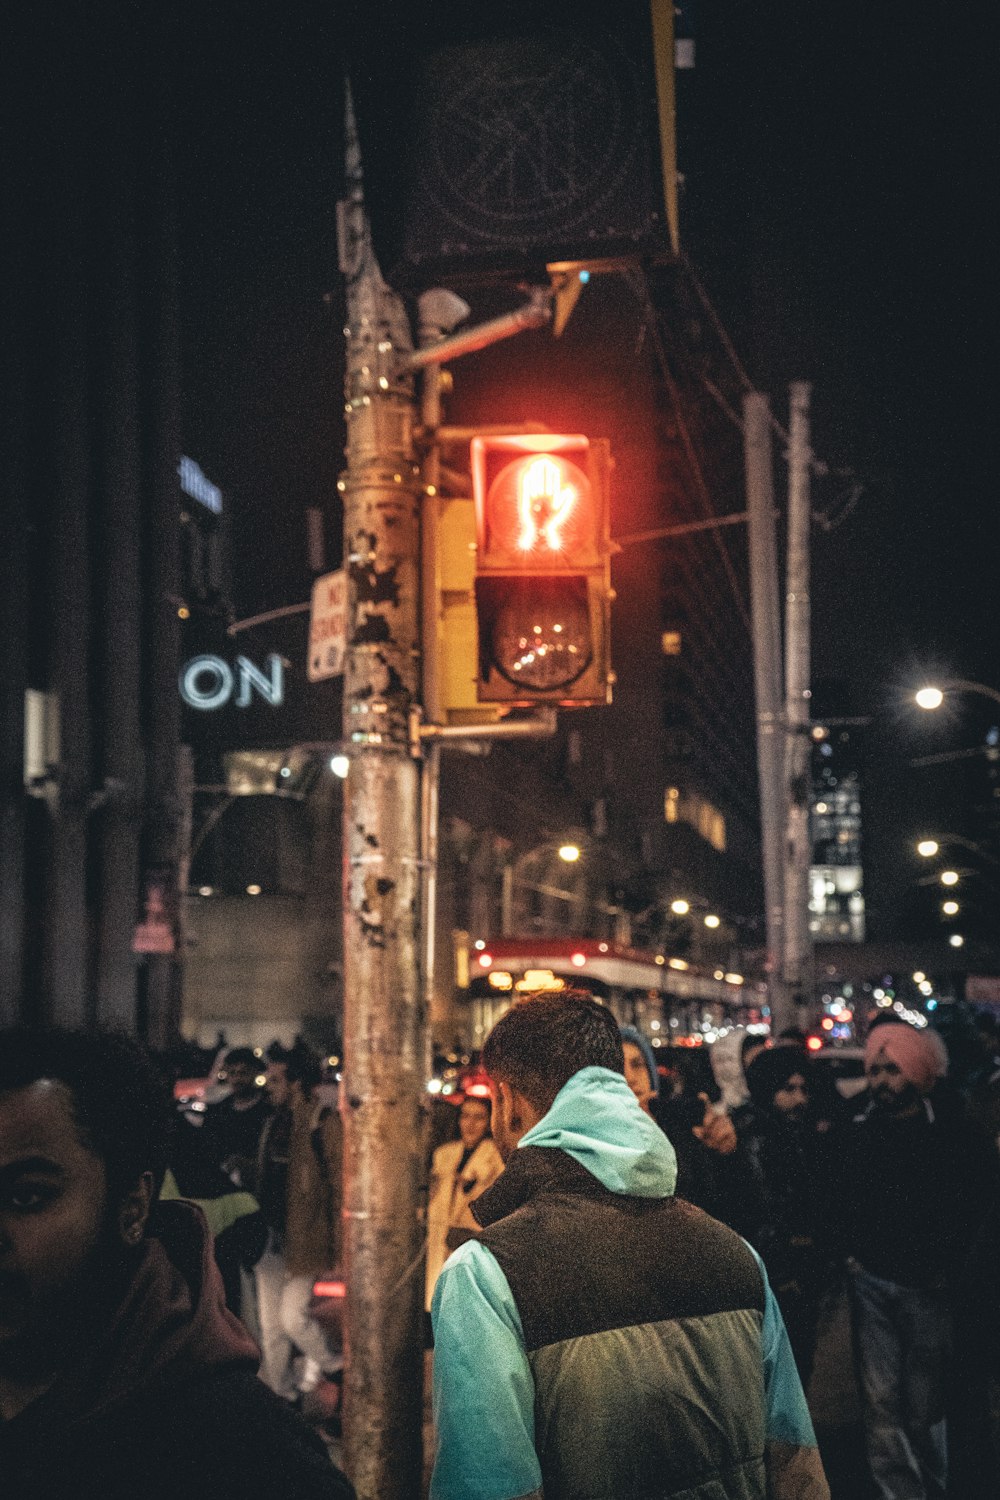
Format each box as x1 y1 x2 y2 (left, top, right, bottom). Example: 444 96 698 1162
481 991 624 1114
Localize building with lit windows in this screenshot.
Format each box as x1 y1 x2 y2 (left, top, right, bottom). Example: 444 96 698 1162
809 720 865 942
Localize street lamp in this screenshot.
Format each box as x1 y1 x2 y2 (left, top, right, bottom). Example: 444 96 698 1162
915 679 1000 711
558 843 581 863
916 839 940 858
940 870 960 887
942 900 960 916
670 898 690 916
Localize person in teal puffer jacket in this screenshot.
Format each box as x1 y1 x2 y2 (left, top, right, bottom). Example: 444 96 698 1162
431 992 828 1500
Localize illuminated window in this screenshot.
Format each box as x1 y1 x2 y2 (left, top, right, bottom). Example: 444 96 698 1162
664 787 726 852
661 630 682 656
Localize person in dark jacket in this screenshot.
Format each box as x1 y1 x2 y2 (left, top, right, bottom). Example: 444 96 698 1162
203 1045 273 1191
623 1026 763 1234
741 1046 834 1385
836 1022 999 1500
432 993 829 1500
0 1026 352 1500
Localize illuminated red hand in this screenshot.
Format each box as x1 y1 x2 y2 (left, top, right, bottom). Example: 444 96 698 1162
517 456 577 552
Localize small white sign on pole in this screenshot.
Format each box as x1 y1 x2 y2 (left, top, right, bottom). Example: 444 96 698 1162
308 569 347 681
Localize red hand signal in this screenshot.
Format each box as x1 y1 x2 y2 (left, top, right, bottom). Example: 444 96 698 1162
516 457 577 552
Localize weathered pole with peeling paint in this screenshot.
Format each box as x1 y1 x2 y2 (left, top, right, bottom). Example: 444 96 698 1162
337 89 426 1499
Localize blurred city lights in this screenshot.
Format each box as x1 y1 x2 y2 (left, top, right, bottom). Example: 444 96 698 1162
912 971 926 984
703 913 721 929
558 843 581 862
915 686 944 710
916 840 939 858
940 870 959 887
949 933 965 948
942 900 960 915
670 898 690 915
330 754 350 778
246 884 261 896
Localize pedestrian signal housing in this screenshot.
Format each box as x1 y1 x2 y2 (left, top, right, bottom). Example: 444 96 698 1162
471 434 612 706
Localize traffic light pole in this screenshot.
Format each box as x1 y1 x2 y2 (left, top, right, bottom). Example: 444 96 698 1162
782 382 813 1027
338 92 425 1500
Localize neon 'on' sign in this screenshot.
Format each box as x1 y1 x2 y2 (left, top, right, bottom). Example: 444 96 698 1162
179 654 284 711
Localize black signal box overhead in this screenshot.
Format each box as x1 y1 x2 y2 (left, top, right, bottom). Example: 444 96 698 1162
347 1 678 290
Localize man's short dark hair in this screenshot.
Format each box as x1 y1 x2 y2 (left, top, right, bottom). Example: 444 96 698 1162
224 1046 257 1070
0 1028 172 1201
481 991 624 1113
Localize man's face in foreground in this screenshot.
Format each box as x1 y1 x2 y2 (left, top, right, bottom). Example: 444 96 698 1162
0 1080 113 1362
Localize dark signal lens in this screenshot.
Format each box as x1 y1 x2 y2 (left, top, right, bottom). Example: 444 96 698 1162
487 577 592 690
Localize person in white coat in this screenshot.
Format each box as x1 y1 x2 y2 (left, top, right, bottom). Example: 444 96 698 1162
425 1094 504 1309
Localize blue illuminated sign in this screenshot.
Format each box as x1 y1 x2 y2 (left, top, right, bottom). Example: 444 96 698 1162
179 654 284 711
178 455 223 515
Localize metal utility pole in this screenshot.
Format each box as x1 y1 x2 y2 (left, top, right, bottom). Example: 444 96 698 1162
782 382 813 1028
743 391 791 1034
337 88 425 1500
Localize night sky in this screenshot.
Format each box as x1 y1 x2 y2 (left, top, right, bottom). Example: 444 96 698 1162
174 2 998 938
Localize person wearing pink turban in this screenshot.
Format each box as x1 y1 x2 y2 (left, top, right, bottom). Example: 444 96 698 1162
864 1021 948 1105
836 1022 999 1498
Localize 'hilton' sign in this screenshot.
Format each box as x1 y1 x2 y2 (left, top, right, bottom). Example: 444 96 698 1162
179 654 284 712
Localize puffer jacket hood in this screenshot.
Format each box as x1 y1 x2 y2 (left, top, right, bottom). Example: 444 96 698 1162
517 1065 677 1198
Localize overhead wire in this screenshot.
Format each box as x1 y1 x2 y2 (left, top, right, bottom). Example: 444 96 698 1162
627 266 752 634
677 253 867 526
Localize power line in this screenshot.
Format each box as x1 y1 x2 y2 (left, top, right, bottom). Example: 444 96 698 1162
628 268 752 633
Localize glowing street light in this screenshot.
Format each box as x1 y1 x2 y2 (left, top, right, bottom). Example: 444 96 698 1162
330 754 350 778
915 679 1000 711
670 898 690 916
940 870 960 887
703 913 721 929
942 900 960 915
557 843 581 863
916 839 940 858
949 933 965 948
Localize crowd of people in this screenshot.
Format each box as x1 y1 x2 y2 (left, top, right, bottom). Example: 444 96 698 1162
1 1001 998 1499
617 1011 1000 1498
